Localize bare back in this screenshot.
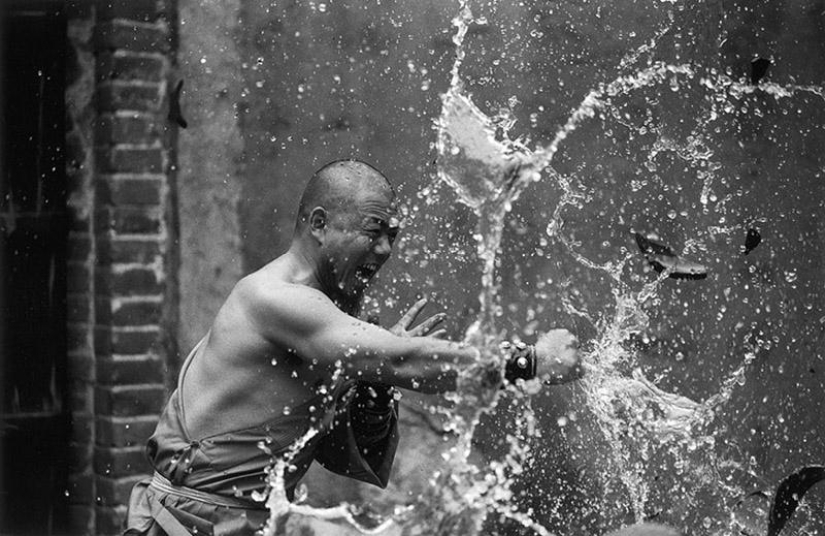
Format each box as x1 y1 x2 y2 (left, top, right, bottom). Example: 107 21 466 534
181 260 331 439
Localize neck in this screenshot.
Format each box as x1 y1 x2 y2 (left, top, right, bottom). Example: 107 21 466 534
285 240 362 316
285 241 323 290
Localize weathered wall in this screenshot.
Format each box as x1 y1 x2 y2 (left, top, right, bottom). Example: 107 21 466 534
175 0 825 533
176 0 245 355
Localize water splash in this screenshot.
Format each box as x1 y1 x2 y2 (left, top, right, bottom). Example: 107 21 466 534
257 1 825 533
430 1 824 534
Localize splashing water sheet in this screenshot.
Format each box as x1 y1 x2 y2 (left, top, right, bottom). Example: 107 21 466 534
258 1 825 534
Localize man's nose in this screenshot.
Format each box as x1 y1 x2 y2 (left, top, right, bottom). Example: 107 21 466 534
373 234 393 256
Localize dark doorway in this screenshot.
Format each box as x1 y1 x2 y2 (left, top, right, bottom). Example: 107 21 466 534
0 2 69 534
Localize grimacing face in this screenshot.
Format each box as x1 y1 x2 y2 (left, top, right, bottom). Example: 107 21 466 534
321 190 400 303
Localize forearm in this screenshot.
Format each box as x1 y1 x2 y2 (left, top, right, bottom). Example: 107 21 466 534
350 337 538 394
380 337 478 394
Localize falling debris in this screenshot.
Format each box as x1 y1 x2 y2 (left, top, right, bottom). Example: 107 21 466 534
743 228 761 255
767 465 825 536
634 233 708 280
750 58 771 85
168 79 188 128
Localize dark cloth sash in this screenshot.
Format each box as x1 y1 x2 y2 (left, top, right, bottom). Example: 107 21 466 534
124 473 268 536
149 472 265 510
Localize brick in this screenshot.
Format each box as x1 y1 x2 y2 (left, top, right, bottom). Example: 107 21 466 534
97 0 165 22
71 412 95 444
70 442 94 469
95 504 128 535
95 146 164 173
96 415 158 447
97 175 164 206
70 380 94 413
67 351 94 382
94 446 151 478
66 129 89 168
95 326 161 355
97 355 164 385
67 204 92 232
95 20 170 53
97 52 165 82
95 384 166 417
68 293 92 322
96 475 147 506
67 504 95 535
68 323 93 355
96 266 163 296
67 472 95 504
96 82 163 112
114 299 164 326
68 260 92 293
94 297 163 327
95 205 162 234
98 238 162 264
68 232 93 261
68 168 90 198
97 114 162 144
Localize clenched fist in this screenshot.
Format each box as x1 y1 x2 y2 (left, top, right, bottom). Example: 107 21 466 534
535 329 583 385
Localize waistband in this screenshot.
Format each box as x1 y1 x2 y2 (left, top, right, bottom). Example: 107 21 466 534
150 472 268 510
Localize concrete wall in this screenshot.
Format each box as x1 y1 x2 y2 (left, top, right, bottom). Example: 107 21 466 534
176 0 825 533
176 0 245 355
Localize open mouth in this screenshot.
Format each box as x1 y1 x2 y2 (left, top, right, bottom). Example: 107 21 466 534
355 263 379 282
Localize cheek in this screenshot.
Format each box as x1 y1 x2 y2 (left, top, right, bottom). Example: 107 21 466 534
347 235 373 254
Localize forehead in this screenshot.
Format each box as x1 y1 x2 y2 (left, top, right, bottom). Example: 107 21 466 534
357 191 397 220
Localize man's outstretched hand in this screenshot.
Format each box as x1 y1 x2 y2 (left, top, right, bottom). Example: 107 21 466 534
535 329 583 384
389 298 447 339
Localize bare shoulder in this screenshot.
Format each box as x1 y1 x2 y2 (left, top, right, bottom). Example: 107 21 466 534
233 272 329 315
228 271 338 340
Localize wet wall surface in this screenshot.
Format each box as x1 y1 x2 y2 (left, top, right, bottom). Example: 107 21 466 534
178 1 824 533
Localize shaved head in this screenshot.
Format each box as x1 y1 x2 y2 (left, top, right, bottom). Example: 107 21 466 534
296 159 395 231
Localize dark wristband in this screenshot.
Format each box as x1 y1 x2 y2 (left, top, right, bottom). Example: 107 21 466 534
503 342 537 383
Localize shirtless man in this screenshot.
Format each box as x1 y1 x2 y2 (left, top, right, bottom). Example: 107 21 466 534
125 159 581 536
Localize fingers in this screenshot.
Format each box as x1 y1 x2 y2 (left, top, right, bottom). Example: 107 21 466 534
410 312 445 335
427 329 448 339
398 297 429 329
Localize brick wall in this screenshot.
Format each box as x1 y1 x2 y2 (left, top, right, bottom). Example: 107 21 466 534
67 5 99 532
66 1 178 534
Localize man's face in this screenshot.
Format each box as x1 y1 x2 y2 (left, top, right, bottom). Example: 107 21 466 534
321 189 400 305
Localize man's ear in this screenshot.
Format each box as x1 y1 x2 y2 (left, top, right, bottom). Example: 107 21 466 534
309 207 327 241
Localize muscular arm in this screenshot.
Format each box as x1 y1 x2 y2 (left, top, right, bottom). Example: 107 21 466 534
242 280 478 394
